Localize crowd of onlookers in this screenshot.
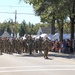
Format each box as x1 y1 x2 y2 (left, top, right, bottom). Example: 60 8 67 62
49 39 75 54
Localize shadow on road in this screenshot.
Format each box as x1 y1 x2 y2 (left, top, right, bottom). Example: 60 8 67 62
11 52 75 60
21 53 44 57
48 53 75 59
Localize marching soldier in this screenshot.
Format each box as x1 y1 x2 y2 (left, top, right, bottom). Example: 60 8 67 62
12 38 16 53
0 38 3 55
27 35 33 55
9 38 14 54
14 39 18 53
43 37 50 59
34 39 39 53
38 36 43 53
17 39 21 54
23 38 28 53
4 38 9 53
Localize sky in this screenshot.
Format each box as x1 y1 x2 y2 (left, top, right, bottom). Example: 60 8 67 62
0 0 41 24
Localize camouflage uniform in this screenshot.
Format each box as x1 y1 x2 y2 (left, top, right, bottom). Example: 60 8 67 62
4 39 9 53
0 38 3 54
43 37 50 59
23 39 28 53
6 39 10 54
27 35 33 55
38 37 43 53
12 38 15 53
34 39 39 53
14 39 18 53
20 39 24 53
17 39 21 54
9 39 14 54
13 38 18 53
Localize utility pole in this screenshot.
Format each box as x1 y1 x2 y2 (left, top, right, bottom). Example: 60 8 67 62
14 10 17 38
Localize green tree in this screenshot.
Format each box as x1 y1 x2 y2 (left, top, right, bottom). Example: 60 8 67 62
23 0 66 40
19 25 25 37
24 0 75 41
19 20 27 37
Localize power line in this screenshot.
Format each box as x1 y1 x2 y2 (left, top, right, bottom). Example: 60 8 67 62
0 11 35 15
0 12 14 14
18 12 34 15
0 5 31 8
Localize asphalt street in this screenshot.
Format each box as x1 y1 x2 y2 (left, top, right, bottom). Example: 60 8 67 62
0 52 75 75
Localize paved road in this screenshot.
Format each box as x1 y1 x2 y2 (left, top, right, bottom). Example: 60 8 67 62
0 52 75 75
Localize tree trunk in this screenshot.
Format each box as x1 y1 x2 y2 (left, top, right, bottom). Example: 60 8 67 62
51 15 55 34
59 29 63 41
57 19 63 41
70 2 75 42
70 17 74 41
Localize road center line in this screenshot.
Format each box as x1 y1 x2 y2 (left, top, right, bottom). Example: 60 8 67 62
54 58 75 64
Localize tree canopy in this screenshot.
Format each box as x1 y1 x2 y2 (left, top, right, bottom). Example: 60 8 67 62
24 0 75 41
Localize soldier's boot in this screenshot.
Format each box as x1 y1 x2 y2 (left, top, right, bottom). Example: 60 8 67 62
29 50 32 55
35 49 38 53
44 51 48 59
44 55 45 58
44 55 48 59
29 51 32 55
0 50 2 55
45 56 48 59
36 50 38 53
39 50 42 54
44 52 46 58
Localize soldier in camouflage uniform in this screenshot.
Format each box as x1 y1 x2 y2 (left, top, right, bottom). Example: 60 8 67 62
27 35 34 55
12 38 15 53
7 39 11 54
22 38 28 53
4 38 9 53
17 39 21 54
9 38 14 54
34 39 39 53
43 37 50 59
13 38 17 53
14 39 18 53
0 38 3 55
38 37 43 53
5 38 10 54
3 38 6 53
20 39 24 53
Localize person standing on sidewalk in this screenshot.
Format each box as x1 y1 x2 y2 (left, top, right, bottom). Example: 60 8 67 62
62 39 67 53
66 39 71 54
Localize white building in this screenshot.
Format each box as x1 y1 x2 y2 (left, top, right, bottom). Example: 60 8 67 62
37 26 58 35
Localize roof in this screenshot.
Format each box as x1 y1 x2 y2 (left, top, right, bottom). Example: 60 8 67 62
0 31 4 36
1 31 11 38
41 26 51 34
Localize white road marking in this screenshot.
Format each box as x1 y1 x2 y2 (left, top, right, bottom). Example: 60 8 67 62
0 69 75 73
0 65 74 72
0 65 75 69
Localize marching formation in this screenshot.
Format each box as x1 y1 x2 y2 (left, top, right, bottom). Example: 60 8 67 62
0 35 52 59
0 35 74 59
